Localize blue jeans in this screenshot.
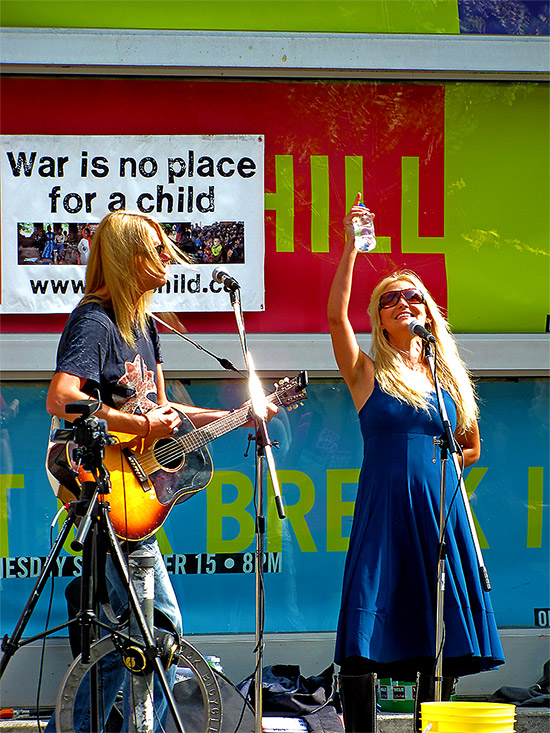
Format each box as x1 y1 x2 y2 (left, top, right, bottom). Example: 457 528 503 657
46 536 183 732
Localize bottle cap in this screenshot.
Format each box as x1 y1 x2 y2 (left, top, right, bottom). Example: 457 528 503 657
359 203 366 207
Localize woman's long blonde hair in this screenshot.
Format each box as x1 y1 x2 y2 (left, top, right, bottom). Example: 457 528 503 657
82 211 187 346
368 270 478 433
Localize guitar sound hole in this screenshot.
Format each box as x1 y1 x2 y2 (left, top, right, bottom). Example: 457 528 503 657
153 438 184 471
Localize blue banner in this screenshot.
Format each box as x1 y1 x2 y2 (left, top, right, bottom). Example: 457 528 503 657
0 378 548 638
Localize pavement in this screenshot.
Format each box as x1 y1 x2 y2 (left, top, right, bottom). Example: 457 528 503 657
0 708 548 733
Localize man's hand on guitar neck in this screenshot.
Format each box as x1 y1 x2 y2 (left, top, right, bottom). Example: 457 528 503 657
241 400 279 428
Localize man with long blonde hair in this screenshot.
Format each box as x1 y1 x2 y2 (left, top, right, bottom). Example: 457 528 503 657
46 210 274 731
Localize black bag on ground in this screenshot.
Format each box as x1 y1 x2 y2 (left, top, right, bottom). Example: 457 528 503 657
167 671 255 733
238 663 343 732
489 659 549 708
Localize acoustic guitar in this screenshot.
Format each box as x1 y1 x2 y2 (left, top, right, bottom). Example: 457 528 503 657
47 372 308 540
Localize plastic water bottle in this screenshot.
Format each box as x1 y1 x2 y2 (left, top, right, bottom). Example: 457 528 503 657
205 655 224 674
353 203 376 252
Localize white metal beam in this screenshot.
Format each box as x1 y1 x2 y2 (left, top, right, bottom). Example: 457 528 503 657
1 332 548 379
1 28 548 79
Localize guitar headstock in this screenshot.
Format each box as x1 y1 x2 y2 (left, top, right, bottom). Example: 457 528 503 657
270 370 308 410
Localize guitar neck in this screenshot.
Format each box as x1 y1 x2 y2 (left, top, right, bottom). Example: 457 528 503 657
171 372 307 456
178 392 280 454
180 405 251 453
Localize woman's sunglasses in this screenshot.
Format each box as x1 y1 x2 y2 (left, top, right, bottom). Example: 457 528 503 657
379 288 425 310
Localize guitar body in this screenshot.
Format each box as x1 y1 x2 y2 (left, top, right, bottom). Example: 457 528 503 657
48 410 213 541
101 410 214 539
47 372 308 542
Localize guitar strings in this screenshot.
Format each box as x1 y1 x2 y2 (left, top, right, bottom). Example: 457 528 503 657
140 392 284 471
137 406 250 472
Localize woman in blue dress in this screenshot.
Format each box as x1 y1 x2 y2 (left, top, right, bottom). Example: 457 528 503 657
327 194 504 732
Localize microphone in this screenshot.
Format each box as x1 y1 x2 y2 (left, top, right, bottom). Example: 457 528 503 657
408 318 436 343
212 267 240 291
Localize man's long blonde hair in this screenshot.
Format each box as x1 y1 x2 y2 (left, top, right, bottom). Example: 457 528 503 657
367 270 478 433
83 211 185 346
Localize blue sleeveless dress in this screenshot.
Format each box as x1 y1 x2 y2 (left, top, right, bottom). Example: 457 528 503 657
335 382 504 678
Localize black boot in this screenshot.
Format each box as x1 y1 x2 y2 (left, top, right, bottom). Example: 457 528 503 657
413 672 455 732
338 673 378 733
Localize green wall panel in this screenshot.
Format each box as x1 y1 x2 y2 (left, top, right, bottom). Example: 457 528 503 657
0 0 461 34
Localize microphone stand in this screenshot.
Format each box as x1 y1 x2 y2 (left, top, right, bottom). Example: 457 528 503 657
149 312 243 376
424 339 491 702
225 284 285 733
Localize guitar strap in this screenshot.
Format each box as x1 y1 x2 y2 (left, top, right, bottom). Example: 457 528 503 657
96 533 131 629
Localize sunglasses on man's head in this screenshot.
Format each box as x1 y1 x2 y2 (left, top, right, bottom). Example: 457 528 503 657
378 288 425 310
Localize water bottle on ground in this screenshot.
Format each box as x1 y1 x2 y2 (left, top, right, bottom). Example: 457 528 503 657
353 203 376 252
205 655 224 674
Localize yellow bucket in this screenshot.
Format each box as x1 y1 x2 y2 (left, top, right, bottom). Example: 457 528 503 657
421 702 516 733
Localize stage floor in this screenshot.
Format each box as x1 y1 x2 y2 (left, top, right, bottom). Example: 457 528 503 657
0 708 548 733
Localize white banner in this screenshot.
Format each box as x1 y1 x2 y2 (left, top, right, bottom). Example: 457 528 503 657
0 135 264 313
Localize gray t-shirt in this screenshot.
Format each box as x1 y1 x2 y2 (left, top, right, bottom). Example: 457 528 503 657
55 300 162 415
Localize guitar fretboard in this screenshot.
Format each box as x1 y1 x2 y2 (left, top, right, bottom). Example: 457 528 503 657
176 391 282 454
179 405 250 453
